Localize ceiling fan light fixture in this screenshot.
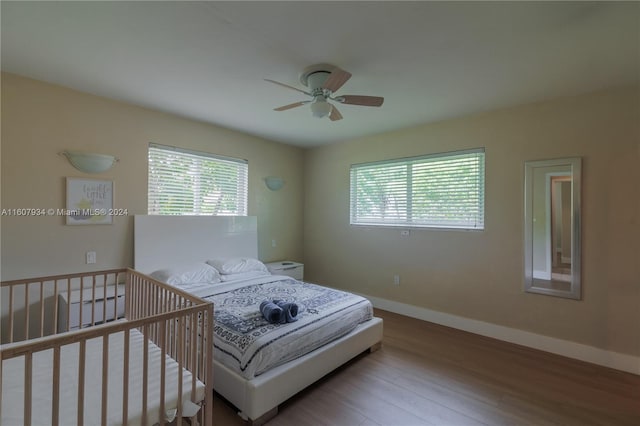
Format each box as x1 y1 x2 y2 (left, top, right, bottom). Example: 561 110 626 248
310 98 332 118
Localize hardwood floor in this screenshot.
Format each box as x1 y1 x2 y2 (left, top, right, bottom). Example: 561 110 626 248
212 309 640 425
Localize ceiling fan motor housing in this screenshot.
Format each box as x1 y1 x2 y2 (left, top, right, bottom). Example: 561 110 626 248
300 63 336 91
306 71 331 98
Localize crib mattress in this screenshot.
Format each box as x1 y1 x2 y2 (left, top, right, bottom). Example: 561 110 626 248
1 327 205 425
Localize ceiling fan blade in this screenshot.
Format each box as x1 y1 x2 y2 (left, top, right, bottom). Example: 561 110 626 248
274 101 308 111
264 79 312 96
322 68 352 93
329 104 343 121
337 95 384 107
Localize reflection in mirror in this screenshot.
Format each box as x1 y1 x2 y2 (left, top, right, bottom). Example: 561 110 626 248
524 157 581 299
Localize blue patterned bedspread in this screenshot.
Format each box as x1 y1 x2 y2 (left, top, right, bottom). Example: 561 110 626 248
198 276 373 379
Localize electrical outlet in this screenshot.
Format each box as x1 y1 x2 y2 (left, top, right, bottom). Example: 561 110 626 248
271 239 277 248
393 275 400 286
86 251 96 264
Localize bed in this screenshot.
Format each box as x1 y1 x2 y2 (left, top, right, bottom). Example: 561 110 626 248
134 215 383 425
0 268 214 426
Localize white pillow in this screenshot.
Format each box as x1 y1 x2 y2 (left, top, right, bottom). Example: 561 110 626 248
206 257 269 275
150 262 221 286
220 270 271 282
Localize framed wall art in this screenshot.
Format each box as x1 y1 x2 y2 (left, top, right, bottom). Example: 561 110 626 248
66 177 114 225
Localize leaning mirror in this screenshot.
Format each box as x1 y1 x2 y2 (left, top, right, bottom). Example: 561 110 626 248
524 157 581 299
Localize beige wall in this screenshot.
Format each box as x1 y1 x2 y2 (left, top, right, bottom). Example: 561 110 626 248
303 85 640 357
1 73 304 280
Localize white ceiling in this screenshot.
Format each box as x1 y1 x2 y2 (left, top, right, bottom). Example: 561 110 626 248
2 1 638 148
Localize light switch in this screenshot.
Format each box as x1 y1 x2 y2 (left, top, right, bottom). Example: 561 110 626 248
86 251 96 264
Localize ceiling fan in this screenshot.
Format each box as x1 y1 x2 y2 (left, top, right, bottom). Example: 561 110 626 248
265 64 384 121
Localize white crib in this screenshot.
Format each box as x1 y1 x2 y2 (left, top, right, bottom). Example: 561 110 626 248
0 268 214 426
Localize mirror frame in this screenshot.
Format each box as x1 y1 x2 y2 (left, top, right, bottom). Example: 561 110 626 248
524 157 581 299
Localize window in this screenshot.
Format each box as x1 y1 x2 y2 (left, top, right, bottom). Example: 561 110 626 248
350 148 485 229
148 143 248 216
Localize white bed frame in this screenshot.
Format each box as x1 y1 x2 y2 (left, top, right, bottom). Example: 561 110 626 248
134 215 383 425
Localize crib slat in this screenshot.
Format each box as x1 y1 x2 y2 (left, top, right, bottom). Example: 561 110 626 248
125 272 131 320
9 286 14 342
24 352 32 426
91 276 97 326
142 324 149 426
24 284 30 341
191 313 197 402
155 284 160 315
111 273 116 324
150 285 156 340
77 340 86 426
122 330 130 425
39 283 45 338
172 295 179 358
53 280 59 335
132 275 137 320
66 279 71 333
185 310 190 373
79 278 84 330
139 278 144 319
52 345 61 426
177 315 184 426
0 355 3 421
104 273 109 324
140 275 145 319
162 288 169 350
0 354 3 422
206 306 214 424
159 320 167 426
101 334 109 426
155 285 160 338
144 278 150 317
137 274 141 317
141 275 145 315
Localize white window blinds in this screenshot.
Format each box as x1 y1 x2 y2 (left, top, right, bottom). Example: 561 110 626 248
350 148 485 229
148 143 248 216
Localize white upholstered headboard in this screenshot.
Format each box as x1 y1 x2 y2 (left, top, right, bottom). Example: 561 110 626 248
134 215 258 274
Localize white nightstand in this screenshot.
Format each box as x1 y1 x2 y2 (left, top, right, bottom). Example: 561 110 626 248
265 261 304 280
57 284 126 332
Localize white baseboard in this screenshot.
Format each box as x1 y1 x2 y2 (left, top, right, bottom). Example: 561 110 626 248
362 294 640 375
